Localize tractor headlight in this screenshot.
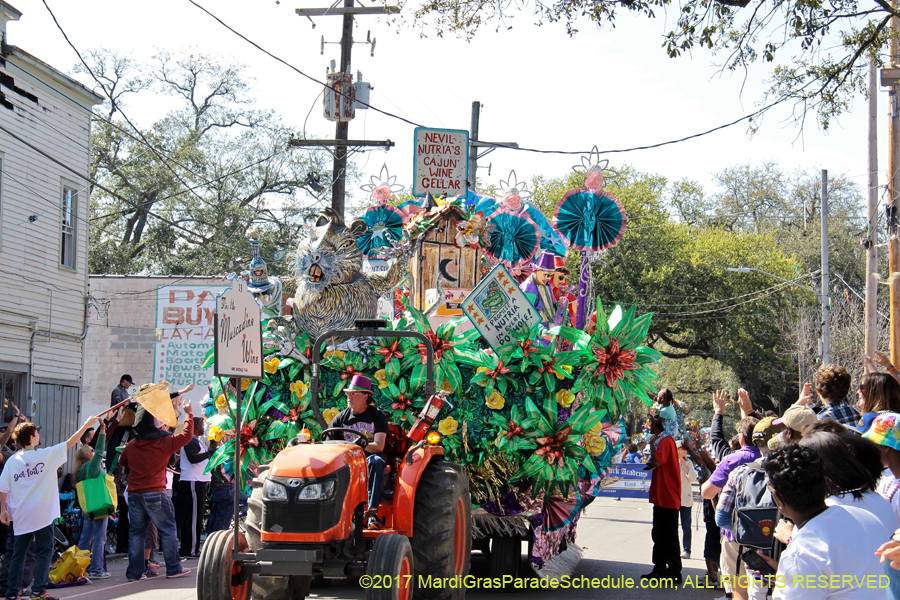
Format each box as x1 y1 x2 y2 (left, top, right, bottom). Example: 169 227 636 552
263 478 288 502
297 479 336 501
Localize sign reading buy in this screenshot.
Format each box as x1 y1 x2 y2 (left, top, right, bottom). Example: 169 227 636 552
413 127 468 197
214 277 263 379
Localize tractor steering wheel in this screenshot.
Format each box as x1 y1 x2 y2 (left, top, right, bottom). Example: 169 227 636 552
321 427 369 449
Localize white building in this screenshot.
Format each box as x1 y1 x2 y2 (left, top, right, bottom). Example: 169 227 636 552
0 1 103 451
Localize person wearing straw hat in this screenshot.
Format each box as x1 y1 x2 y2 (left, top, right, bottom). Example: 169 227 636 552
329 374 389 529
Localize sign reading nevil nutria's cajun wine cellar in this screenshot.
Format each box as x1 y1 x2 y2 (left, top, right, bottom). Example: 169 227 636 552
214 277 263 379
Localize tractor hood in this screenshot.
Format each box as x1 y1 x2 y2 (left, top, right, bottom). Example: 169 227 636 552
268 441 365 479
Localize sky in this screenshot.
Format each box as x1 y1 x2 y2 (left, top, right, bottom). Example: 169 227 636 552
7 0 885 214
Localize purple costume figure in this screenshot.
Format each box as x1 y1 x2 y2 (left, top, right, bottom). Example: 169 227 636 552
519 252 559 345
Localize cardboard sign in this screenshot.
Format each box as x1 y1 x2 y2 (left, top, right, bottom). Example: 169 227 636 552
594 463 651 499
413 127 468 197
155 285 228 401
462 265 539 350
214 278 263 379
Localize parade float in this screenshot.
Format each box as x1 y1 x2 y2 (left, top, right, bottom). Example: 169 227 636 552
200 152 662 579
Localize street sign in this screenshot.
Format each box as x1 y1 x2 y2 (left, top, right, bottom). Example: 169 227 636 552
462 264 539 350
214 277 263 379
413 127 468 197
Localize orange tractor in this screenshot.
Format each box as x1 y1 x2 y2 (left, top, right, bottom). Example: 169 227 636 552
197 320 472 600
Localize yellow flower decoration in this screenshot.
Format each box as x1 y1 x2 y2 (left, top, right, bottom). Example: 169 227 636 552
323 350 346 361
240 378 252 391
373 370 390 389
554 365 573 380
583 433 607 456
438 416 459 436
474 367 489 387
485 390 505 410
322 408 340 424
556 389 576 408
215 394 228 410
207 425 225 443
263 357 280 374
583 423 607 456
290 380 309 400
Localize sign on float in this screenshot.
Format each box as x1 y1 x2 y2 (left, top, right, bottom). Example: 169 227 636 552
214 277 263 379
413 127 469 197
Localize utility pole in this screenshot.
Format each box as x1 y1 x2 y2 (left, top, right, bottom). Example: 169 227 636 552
821 169 830 365
468 101 480 186
295 3 399 220
331 0 354 218
866 57 879 359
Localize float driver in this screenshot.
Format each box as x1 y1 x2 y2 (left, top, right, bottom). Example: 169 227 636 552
328 374 389 529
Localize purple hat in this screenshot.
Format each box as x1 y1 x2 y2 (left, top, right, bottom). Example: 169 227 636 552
344 374 374 395
533 251 556 272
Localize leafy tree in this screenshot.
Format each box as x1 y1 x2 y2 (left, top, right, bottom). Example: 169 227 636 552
85 49 335 275
408 0 891 127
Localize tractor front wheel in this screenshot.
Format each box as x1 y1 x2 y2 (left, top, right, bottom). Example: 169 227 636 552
198 529 252 600
411 462 472 600
365 533 415 600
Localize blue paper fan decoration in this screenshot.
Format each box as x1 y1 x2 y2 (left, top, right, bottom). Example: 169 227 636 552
552 189 627 251
356 204 404 256
483 210 541 267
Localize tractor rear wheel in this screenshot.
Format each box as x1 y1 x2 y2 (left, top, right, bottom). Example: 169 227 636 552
197 529 252 600
410 462 471 600
365 533 415 600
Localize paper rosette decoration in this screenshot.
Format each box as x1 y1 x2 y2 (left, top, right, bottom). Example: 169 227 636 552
552 189 627 251
396 200 423 224
355 204 405 256
483 209 542 267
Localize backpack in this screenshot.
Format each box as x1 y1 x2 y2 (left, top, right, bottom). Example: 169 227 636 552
733 461 778 550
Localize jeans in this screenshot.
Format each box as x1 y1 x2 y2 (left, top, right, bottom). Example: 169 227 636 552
175 481 208 556
679 505 691 554
126 491 182 579
78 516 108 574
7 525 53 598
206 484 234 534
0 522 35 596
366 453 386 511
651 505 682 577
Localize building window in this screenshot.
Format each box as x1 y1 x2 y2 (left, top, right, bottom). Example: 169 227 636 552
60 185 76 269
0 371 23 424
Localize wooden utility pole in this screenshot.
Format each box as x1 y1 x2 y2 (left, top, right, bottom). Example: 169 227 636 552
295 3 399 220
891 14 900 367
330 0 354 218
866 57 879 358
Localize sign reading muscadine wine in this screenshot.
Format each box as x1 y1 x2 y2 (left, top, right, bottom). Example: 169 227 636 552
214 277 263 379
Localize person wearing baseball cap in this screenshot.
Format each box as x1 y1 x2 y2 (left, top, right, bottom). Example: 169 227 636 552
772 405 818 446
111 375 133 408
329 375 389 529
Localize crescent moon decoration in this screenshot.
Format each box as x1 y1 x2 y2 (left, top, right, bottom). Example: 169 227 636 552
482 209 542 268
355 204 405 257
439 258 459 283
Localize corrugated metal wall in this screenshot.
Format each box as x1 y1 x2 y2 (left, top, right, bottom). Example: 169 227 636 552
33 383 80 475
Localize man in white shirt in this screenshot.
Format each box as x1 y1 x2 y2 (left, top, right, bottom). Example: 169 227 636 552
0 417 97 600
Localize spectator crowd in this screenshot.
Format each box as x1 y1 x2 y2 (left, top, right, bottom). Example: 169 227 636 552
0 374 236 600
635 353 900 599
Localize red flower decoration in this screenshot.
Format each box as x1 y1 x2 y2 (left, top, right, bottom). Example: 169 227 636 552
485 360 510 380
504 420 524 439
537 357 556 374
340 365 358 380
377 340 404 363
238 420 259 454
534 426 572 466
517 339 538 356
592 337 637 389
417 331 447 364
391 393 413 411
281 408 301 423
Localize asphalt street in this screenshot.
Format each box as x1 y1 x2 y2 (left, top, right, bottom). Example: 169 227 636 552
51 495 722 600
